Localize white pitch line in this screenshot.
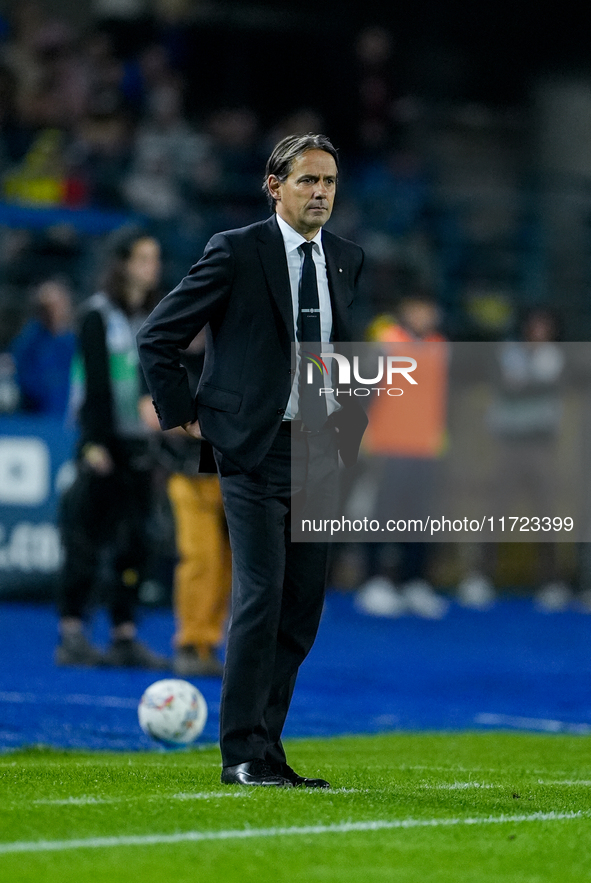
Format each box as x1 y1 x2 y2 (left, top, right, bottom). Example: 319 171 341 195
397 763 591 779
537 780 591 787
392 764 505 774
0 691 138 709
421 783 498 790
29 787 359 807
32 792 245 806
0 811 584 855
475 713 591 734
34 797 114 806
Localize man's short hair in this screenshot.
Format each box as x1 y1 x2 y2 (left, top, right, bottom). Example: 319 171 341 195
263 133 339 210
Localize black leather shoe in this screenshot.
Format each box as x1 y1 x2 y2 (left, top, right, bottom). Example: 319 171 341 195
221 759 293 787
277 763 331 789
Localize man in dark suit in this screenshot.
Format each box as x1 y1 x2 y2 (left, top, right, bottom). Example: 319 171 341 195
137 133 366 787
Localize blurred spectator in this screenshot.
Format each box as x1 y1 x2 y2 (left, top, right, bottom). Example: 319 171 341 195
167 463 230 677
10 278 75 417
123 76 207 219
193 107 264 225
133 43 177 111
4 128 67 206
151 0 194 77
356 148 431 240
143 338 231 678
82 29 127 118
0 3 89 133
0 63 30 164
266 108 326 150
354 25 400 152
20 21 86 129
0 1 47 118
56 229 168 668
70 110 133 208
92 0 152 61
354 146 435 316
0 350 19 413
457 307 570 610
355 293 450 619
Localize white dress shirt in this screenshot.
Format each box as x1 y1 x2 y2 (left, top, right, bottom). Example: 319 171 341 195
275 213 338 421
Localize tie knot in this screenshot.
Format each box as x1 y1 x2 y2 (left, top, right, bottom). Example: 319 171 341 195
300 242 314 258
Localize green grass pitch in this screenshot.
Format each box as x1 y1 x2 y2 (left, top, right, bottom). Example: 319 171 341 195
1 732 590 882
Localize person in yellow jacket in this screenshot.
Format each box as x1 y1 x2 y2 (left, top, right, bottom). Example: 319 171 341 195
166 449 231 677
355 293 450 619
142 344 231 676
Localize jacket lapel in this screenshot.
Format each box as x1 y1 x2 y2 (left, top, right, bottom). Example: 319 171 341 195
323 233 351 342
256 216 353 345
256 215 294 343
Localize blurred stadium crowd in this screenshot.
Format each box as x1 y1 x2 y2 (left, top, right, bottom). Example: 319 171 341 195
2 0 591 612
3 0 590 350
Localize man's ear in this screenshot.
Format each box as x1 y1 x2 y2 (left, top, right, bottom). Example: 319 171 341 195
267 175 281 203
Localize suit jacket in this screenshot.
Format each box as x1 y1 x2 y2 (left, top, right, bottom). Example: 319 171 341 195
137 214 367 472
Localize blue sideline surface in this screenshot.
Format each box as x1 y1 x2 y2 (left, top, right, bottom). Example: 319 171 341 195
1 594 590 751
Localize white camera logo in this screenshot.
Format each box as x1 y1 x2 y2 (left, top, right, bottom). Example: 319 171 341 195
0 438 50 505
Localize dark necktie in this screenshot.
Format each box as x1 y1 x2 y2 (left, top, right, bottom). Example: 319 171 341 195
298 241 327 431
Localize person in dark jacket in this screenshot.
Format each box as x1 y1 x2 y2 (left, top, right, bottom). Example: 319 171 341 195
138 134 367 787
11 279 76 418
56 230 168 668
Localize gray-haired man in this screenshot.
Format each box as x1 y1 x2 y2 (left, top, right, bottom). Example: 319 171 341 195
137 134 366 787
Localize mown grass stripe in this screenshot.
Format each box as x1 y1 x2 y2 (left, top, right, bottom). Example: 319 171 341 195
0 811 584 855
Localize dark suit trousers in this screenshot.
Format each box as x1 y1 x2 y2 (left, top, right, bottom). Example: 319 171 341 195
58 440 152 627
217 422 339 767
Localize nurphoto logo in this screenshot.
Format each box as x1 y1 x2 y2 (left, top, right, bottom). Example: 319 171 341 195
304 351 418 397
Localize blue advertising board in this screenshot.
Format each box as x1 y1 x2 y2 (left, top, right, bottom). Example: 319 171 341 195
0 416 76 594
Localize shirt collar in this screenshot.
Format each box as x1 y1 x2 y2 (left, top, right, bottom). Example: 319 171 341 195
275 212 324 256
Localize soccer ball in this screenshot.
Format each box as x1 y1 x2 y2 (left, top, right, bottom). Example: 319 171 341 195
138 679 208 746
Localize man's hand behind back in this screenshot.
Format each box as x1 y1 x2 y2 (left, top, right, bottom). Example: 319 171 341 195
183 419 203 440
